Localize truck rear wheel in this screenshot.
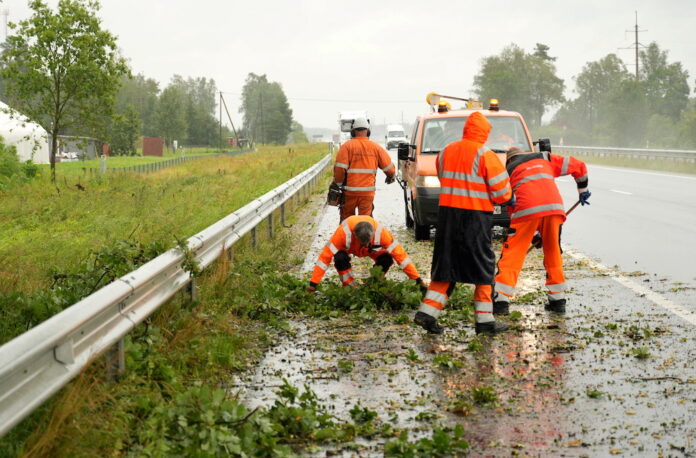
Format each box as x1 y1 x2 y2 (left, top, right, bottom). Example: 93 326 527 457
412 198 430 240
404 190 414 229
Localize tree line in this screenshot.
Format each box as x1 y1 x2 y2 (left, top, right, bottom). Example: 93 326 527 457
473 42 696 149
0 0 300 180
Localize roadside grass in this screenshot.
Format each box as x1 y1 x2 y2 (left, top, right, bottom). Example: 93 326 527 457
572 154 696 175
0 143 327 296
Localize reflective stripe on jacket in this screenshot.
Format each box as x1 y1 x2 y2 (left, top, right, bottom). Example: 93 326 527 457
506 152 588 223
436 112 512 211
310 215 419 285
334 137 395 196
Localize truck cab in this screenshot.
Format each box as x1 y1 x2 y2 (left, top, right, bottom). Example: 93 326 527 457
338 110 368 146
385 124 407 149
398 98 534 240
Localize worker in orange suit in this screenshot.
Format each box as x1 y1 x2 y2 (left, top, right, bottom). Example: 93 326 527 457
493 147 590 315
333 117 396 222
415 112 513 335
307 215 426 292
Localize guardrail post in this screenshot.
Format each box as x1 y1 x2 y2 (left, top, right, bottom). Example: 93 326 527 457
268 213 274 239
280 202 286 227
186 278 198 302
105 338 125 381
250 227 257 247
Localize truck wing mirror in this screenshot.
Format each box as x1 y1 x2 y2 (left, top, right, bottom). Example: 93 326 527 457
537 138 552 152
397 143 410 161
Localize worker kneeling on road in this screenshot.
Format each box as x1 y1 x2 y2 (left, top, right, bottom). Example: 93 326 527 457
333 117 396 223
415 112 513 335
307 215 426 293
493 147 590 315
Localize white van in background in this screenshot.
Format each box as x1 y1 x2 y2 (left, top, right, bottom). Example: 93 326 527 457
385 124 407 149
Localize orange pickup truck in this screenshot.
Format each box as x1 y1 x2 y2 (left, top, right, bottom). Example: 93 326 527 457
397 96 539 240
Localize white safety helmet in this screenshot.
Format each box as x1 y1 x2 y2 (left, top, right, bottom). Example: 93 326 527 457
352 117 370 130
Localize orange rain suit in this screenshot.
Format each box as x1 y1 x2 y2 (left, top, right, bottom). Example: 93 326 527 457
494 152 588 304
334 137 395 222
309 215 420 287
419 112 512 324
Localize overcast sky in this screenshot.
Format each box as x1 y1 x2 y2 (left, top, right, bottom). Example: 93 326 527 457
4 0 696 130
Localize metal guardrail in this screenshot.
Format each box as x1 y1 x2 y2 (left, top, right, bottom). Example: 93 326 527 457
0 152 332 437
80 149 253 176
555 145 696 163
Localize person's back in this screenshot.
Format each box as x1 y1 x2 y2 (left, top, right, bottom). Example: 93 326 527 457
505 148 587 224
333 117 394 222
437 113 510 212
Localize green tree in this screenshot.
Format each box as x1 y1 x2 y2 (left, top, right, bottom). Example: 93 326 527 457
156 83 187 152
677 98 696 148
473 44 564 128
115 73 160 137
109 104 141 156
640 42 690 120
240 73 293 144
572 54 629 134
0 0 129 182
290 120 308 143
606 80 649 147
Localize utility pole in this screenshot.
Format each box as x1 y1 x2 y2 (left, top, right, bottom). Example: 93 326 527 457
620 11 647 80
219 91 223 151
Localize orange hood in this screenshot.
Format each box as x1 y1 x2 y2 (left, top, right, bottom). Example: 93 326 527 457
462 111 490 144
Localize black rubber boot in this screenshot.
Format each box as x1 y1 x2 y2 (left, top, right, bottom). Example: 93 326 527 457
493 301 509 315
475 320 509 335
545 298 566 313
414 311 444 334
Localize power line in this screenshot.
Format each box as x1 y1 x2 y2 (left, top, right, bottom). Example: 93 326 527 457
218 91 422 104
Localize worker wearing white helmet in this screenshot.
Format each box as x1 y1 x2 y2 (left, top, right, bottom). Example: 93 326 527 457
332 117 396 222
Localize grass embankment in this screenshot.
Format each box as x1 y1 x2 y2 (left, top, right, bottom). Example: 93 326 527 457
0 143 328 344
570 154 696 175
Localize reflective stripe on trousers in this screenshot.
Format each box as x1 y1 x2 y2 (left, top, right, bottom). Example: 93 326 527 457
419 281 494 323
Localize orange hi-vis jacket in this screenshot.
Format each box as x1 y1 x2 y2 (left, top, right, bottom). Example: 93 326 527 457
436 112 512 211
334 137 395 196
310 215 419 285
506 152 588 224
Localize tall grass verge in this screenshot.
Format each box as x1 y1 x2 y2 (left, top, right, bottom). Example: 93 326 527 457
0 143 326 295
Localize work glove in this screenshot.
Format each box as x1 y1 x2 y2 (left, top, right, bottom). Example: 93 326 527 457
579 190 591 206
385 175 395 184
415 277 428 295
531 232 542 249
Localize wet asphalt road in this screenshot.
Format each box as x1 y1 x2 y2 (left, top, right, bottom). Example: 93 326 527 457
555 164 696 288
235 147 696 456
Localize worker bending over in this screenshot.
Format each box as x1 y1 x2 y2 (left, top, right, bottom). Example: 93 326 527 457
415 112 513 335
307 215 426 292
333 117 395 222
494 147 590 315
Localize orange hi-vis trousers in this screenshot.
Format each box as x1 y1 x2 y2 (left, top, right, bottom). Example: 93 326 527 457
340 194 374 222
419 281 494 324
494 214 566 303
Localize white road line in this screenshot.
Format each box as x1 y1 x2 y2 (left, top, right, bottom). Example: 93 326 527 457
567 249 696 326
589 164 696 181
609 189 633 195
